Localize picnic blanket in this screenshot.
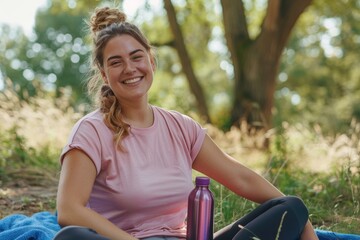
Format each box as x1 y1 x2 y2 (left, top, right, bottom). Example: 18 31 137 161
0 211 359 240
315 229 360 240
0 211 60 240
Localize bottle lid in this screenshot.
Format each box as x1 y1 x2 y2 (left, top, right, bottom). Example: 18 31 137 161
195 176 210 186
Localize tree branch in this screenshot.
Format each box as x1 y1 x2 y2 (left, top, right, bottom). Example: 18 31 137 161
220 0 249 40
258 0 313 58
278 0 313 50
163 0 211 122
220 0 250 81
263 0 281 32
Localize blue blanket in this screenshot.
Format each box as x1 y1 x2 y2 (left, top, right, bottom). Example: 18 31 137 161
0 211 359 240
0 212 60 240
316 229 360 240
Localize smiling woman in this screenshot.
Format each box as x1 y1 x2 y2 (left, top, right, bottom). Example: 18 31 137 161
101 35 155 110
52 5 319 240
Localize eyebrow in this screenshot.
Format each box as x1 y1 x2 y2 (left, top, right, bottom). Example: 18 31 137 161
106 49 144 62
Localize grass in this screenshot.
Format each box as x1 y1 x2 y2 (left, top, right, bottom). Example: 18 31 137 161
0 84 359 235
205 122 359 234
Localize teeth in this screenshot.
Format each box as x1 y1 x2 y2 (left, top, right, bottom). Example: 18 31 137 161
123 77 141 84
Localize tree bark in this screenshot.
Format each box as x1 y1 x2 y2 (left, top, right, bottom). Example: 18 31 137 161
221 0 313 130
163 0 211 123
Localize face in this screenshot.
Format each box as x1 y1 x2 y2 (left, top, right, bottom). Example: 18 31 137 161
101 34 155 104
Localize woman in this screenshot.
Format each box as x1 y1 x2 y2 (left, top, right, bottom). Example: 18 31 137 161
55 6 319 240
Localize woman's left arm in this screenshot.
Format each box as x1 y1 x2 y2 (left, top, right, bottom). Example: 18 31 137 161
193 134 318 239
193 134 284 203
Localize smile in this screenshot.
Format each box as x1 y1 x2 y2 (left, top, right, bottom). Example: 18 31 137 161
123 77 142 84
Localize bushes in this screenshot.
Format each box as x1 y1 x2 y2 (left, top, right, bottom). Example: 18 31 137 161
0 83 359 233
0 83 84 170
207 122 360 233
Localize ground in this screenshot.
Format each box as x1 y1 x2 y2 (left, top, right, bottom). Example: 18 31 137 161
0 167 58 218
1 167 359 235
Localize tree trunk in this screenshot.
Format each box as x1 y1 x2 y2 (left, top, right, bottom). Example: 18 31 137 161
163 0 211 123
221 0 313 130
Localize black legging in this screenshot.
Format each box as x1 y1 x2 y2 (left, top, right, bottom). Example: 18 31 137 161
53 196 308 240
214 196 309 240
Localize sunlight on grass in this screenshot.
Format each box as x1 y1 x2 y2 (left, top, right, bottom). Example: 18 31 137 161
0 84 83 151
0 81 85 168
0 81 359 234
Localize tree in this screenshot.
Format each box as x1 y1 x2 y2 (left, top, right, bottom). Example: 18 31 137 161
220 0 313 129
0 0 100 103
33 0 102 103
163 0 211 123
162 0 313 130
276 0 360 133
0 25 39 97
6 0 357 134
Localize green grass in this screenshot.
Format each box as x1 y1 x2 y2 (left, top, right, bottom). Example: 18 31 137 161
1 86 359 235
209 168 360 234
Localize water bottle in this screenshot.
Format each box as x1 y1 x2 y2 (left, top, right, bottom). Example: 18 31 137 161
186 176 214 240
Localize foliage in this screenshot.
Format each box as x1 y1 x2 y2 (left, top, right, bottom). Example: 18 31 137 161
0 86 359 233
0 25 40 98
1 0 359 235
276 0 360 133
209 165 360 234
204 121 360 233
31 0 100 103
144 0 232 125
0 80 84 171
1 0 359 133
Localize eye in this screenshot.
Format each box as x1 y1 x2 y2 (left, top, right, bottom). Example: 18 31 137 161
110 60 122 66
131 55 143 61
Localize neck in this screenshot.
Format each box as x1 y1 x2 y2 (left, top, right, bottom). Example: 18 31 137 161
121 100 153 128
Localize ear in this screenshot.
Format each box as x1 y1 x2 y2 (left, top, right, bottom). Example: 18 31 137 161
100 68 108 84
150 57 156 72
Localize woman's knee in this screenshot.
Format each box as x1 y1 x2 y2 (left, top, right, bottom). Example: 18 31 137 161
282 196 309 225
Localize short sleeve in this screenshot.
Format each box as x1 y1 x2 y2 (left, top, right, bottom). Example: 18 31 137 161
167 109 206 161
182 115 206 161
60 119 102 174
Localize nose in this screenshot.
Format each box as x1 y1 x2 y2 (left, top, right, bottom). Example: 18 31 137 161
123 60 136 74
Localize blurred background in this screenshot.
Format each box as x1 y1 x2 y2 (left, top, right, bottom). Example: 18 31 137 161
0 0 359 233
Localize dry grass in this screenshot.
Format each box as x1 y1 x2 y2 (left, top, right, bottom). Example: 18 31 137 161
0 81 84 156
205 120 359 177
1 79 358 175
0 81 359 234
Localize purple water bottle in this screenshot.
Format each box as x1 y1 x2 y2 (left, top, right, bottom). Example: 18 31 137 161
186 176 214 240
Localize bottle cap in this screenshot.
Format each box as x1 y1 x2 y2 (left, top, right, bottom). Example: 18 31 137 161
195 176 210 186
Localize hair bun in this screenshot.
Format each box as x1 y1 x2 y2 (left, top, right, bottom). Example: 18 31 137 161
90 7 127 34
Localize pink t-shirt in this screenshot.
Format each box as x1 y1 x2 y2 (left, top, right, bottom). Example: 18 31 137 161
60 105 206 239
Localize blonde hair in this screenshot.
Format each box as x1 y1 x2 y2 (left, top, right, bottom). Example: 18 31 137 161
87 6 155 150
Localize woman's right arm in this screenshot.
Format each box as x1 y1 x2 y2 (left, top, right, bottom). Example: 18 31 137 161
56 149 138 240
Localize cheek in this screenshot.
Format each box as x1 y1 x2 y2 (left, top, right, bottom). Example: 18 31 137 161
141 61 155 73
106 68 121 80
